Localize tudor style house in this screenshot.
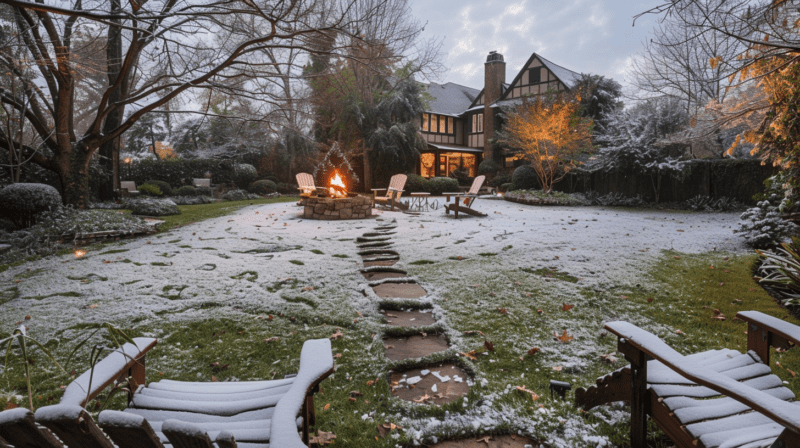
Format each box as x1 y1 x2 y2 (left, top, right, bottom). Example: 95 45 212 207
418 51 581 178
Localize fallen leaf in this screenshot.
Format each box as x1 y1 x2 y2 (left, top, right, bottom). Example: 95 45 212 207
323 403 331 411
515 385 541 401
4 402 17 410
264 337 279 343
459 350 478 361
600 353 618 364
553 366 563 371
333 353 342 359
464 330 486 337
676 329 686 336
413 393 431 403
554 330 573 343
484 340 495 352
536 309 543 314
477 436 493 445
647 298 654 303
498 308 508 314
330 329 344 340
788 369 796 378
527 347 540 356
309 430 336 445
561 303 574 312
211 375 218 382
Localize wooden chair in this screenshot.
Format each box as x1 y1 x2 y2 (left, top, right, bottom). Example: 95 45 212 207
296 173 324 196
372 174 408 211
444 175 487 219
120 181 140 197
0 338 334 448
576 311 800 448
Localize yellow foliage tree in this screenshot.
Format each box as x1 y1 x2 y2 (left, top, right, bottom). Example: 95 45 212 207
153 142 178 160
500 92 593 193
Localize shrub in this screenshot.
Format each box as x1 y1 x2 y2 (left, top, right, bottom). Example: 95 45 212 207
404 173 429 193
222 189 258 201
124 198 180 216
500 182 512 192
249 179 277 195
734 198 799 248
276 183 296 194
478 159 501 176
449 168 472 186
196 186 213 196
138 183 163 197
127 159 234 187
234 164 258 189
511 165 539 190
263 175 279 184
144 180 173 196
172 195 214 205
489 173 512 188
584 191 646 207
0 183 62 228
757 237 800 306
428 177 459 195
174 185 197 196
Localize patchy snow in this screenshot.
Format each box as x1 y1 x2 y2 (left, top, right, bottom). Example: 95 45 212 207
0 198 750 446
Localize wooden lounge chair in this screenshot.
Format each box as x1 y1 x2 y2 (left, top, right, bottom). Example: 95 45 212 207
120 181 140 197
372 174 408 211
444 175 487 219
576 311 800 448
296 173 325 196
0 338 334 448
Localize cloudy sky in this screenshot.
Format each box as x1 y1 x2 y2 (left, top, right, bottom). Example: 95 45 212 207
410 0 665 91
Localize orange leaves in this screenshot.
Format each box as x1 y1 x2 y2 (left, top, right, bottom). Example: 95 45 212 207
515 385 541 401
561 303 574 312
712 309 726 321
484 340 495 352
323 403 331 411
459 350 478 361
497 307 508 314
309 430 336 445
330 329 344 340
554 330 573 343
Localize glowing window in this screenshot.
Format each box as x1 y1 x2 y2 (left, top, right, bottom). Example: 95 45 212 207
422 113 429 132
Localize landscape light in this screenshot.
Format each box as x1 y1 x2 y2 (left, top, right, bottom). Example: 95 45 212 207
74 249 87 258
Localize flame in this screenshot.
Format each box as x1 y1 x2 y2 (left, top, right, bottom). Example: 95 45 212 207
328 171 347 198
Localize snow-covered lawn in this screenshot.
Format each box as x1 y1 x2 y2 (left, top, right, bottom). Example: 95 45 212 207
3 197 797 446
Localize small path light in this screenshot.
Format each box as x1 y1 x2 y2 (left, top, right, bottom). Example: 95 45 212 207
74 249 87 258
549 380 571 399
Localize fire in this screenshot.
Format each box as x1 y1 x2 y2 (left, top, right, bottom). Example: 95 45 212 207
328 171 347 198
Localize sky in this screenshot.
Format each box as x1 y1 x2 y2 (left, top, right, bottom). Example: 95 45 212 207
410 0 666 91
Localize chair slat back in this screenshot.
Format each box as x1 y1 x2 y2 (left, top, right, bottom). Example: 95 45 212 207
36 407 114 448
468 175 486 195
296 173 315 189
120 182 137 193
386 174 407 200
0 408 63 448
99 411 165 448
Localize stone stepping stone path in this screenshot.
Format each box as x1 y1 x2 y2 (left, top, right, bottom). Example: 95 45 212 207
371 282 427 298
361 270 407 281
381 309 436 327
431 435 535 448
390 364 471 405
383 334 449 360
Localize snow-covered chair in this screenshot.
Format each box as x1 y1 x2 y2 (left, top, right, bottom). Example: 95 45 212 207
120 181 140 196
444 175 487 219
0 338 333 448
372 174 408 211
576 311 800 448
295 173 325 196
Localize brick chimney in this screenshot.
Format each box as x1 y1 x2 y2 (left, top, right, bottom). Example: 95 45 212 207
484 51 505 161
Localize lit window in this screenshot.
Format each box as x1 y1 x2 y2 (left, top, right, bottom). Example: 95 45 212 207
448 117 454 134
439 115 446 133
422 113 429 132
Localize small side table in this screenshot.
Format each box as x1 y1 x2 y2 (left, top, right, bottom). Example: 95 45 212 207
409 192 438 212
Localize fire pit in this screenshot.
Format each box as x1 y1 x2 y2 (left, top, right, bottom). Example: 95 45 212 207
301 171 373 220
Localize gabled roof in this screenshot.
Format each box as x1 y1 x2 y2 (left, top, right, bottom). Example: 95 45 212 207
499 53 582 104
422 82 481 116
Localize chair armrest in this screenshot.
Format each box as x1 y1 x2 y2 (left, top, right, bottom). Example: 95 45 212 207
606 321 800 434
737 311 800 364
60 338 157 407
270 339 334 448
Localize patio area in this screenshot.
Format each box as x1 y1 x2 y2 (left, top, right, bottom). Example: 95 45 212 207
1 198 796 447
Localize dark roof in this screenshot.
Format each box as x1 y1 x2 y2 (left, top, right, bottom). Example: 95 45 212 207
424 143 484 154
423 82 481 116
498 53 582 106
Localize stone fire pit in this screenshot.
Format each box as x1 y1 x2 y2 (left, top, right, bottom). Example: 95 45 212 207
301 195 373 220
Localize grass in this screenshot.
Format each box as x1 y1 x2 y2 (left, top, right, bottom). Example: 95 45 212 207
154 196 299 231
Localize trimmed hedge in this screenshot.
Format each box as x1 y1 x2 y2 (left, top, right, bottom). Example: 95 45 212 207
138 184 162 197
175 185 197 196
144 180 173 196
404 173 429 193
511 165 539 190
0 183 62 228
478 159 501 176
428 177 459 195
234 164 258 189
126 159 234 187
249 179 277 195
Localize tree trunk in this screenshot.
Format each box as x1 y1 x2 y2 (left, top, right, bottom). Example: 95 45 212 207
59 144 93 207
97 0 124 201
362 147 372 192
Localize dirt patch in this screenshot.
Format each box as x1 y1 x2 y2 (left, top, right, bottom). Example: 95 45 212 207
362 271 407 281
384 334 449 361
383 309 436 327
425 435 535 448
372 282 427 298
363 260 398 267
390 364 470 404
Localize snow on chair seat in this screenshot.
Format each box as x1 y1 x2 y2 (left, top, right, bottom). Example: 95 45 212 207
576 311 800 448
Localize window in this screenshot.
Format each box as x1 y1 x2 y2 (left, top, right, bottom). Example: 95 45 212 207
422 113 429 132
448 117 454 135
529 67 541 84
438 115 446 133
472 113 483 133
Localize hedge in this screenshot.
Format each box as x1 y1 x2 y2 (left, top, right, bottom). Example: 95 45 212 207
124 159 234 187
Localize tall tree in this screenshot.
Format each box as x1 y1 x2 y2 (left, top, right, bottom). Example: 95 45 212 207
499 91 593 194
0 0 422 207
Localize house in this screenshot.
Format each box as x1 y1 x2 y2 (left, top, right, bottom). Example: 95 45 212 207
419 51 582 177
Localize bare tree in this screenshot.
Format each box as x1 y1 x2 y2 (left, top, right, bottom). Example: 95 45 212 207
0 0 426 207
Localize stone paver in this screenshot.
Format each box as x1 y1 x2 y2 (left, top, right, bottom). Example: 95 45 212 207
384 334 449 361
382 310 436 327
390 364 470 405
372 282 427 298
362 270 407 281
428 435 535 448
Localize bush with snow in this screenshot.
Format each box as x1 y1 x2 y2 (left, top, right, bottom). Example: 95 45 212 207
0 183 62 228
248 180 277 195
172 195 214 205
734 198 798 248
511 165 538 190
124 197 180 216
234 164 258 189
222 189 259 201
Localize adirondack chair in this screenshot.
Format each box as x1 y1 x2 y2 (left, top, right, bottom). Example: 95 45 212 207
295 173 324 196
444 175 487 219
0 338 334 448
120 181 140 197
372 174 408 211
576 311 800 448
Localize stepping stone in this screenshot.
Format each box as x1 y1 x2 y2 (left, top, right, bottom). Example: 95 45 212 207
429 435 535 448
363 260 398 267
372 282 427 298
362 232 396 237
362 270 407 281
390 364 470 404
384 334 448 361
382 309 436 327
358 249 399 257
357 242 393 249
357 236 392 242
